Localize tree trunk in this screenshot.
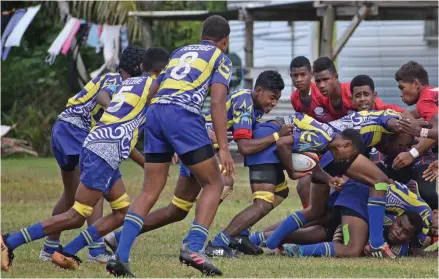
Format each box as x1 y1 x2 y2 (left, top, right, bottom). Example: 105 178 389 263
135 1 162 48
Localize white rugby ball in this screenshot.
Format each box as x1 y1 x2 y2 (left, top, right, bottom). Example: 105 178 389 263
292 152 319 172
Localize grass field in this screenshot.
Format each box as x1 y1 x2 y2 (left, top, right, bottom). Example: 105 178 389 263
1 158 438 278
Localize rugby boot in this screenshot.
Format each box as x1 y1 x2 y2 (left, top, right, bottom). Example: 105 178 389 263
205 241 238 258
1 234 14 272
88 249 113 264
364 242 396 259
179 243 222 276
106 253 135 278
51 247 82 270
282 244 302 257
104 231 118 253
230 236 263 255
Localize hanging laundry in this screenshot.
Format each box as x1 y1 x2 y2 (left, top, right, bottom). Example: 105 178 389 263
61 18 80 55
86 24 100 47
120 26 129 52
46 17 77 65
1 8 25 61
90 24 121 78
4 5 41 47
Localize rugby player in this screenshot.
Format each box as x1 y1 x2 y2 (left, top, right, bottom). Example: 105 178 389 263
42 45 145 263
106 15 234 277
313 57 404 120
1 47 170 273
104 70 289 257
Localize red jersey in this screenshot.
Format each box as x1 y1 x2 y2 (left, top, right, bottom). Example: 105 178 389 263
290 82 334 123
325 82 353 119
416 86 438 122
374 97 404 113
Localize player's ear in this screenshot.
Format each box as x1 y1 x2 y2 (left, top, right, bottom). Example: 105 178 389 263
372 91 377 97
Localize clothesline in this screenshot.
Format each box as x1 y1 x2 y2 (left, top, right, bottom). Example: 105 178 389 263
1 5 130 78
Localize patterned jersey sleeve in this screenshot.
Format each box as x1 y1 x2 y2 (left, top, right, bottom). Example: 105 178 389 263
376 109 402 130
210 53 232 89
100 74 122 95
232 93 254 140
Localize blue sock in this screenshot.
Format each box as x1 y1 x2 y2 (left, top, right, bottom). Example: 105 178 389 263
115 212 144 263
249 231 265 246
88 238 106 256
183 221 209 252
211 230 231 249
43 238 60 254
300 242 334 257
6 223 45 250
239 228 251 237
114 230 122 243
368 196 386 248
265 211 306 249
63 226 101 256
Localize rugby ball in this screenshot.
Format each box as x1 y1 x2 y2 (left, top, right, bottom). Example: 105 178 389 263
292 152 319 172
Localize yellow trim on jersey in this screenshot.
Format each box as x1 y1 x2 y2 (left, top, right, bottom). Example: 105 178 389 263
166 58 208 75
386 183 430 216
294 114 333 142
153 48 222 101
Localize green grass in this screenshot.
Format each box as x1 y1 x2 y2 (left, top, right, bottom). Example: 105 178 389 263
1 158 437 278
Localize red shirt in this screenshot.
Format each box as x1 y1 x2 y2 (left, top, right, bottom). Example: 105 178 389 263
290 82 334 123
325 82 353 120
416 86 438 122
374 97 404 113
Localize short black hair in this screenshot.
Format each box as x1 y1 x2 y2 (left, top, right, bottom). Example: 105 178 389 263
395 61 429 85
350 74 375 93
119 45 145 77
201 15 230 42
290 56 311 72
339 128 367 156
254 70 285 93
143 47 170 73
401 211 424 235
313 56 337 74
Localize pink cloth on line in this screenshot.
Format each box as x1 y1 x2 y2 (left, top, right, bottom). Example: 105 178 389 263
61 19 80 55
97 24 103 37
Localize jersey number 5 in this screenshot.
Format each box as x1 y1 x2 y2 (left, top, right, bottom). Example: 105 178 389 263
170 52 199 80
107 86 132 113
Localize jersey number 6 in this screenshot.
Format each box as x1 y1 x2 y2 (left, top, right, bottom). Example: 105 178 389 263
170 52 199 80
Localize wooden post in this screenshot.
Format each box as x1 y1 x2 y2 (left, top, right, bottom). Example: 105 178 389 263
319 5 335 57
243 8 254 89
331 5 369 60
140 19 153 48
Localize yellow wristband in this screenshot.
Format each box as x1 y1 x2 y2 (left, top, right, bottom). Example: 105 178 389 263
273 132 280 141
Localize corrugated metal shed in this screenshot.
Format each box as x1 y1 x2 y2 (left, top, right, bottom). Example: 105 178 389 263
336 20 438 108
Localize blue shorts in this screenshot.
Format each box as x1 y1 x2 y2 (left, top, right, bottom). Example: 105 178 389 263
51 120 88 171
144 104 211 156
329 179 369 221
244 122 281 167
79 149 122 195
180 163 191 177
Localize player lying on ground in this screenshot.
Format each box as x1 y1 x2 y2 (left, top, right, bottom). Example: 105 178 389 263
260 107 427 258
253 179 437 258
104 70 288 257
106 15 235 277
42 45 145 264
0 48 170 273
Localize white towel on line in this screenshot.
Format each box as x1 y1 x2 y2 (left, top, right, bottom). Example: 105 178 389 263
45 17 77 65
4 5 41 48
91 24 121 78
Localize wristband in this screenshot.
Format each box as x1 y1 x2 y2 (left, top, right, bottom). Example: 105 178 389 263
273 132 280 141
420 128 429 138
409 147 420 159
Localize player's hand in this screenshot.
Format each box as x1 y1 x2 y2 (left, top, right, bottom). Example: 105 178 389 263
392 151 415 169
278 124 293 137
396 118 429 137
172 153 179 165
423 160 438 182
218 148 236 177
328 176 345 191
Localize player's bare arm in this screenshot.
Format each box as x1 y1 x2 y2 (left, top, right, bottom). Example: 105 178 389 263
95 90 112 108
211 82 236 177
236 124 292 155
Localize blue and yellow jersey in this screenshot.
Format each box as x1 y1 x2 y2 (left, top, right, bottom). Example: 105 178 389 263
385 181 432 246
151 41 232 115
83 74 154 169
283 112 337 153
204 89 264 143
58 73 122 132
329 109 401 147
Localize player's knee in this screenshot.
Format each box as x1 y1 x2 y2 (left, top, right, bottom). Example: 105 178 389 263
273 186 289 208
304 204 325 221
170 195 193 221
221 185 233 201
253 191 274 215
